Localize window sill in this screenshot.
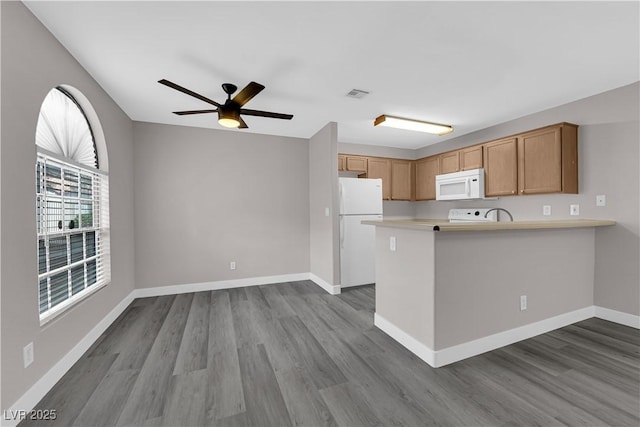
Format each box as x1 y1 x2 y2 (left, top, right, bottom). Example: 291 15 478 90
39 282 108 326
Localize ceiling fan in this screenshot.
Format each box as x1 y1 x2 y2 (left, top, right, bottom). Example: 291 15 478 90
158 79 294 129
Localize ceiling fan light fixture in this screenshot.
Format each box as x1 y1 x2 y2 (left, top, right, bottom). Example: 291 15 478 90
218 108 241 128
374 114 453 135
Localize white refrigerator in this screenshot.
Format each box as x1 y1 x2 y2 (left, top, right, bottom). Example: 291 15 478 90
339 177 383 288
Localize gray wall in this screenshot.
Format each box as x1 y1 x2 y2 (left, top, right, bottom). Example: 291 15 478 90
1 1 135 408
434 229 595 349
133 122 310 288
373 226 595 351
309 122 340 286
0 0 3 408
375 226 435 348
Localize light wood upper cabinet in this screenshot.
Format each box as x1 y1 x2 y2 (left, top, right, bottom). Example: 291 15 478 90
517 123 578 195
460 145 483 170
337 122 578 201
484 137 518 197
367 157 392 200
345 155 368 173
391 160 413 201
415 156 440 201
439 151 460 174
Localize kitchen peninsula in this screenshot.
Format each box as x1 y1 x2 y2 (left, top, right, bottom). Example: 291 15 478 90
362 218 616 367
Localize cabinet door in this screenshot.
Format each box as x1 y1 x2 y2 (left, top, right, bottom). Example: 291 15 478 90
338 155 345 171
345 156 368 173
439 151 460 174
391 160 413 200
415 156 439 200
367 157 392 200
460 145 483 170
484 138 518 197
517 127 562 195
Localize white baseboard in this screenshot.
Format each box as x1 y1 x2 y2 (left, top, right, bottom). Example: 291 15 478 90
374 313 436 366
433 306 595 367
2 291 136 427
309 273 341 295
133 272 311 298
594 306 640 329
375 306 596 368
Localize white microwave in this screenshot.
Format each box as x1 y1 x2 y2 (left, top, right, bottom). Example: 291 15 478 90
436 168 485 200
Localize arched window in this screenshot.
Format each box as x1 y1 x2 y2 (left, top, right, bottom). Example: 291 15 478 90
35 87 110 322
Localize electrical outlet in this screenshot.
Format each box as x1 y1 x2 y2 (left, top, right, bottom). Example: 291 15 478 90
23 342 34 368
389 236 397 252
324 207 330 217
543 205 551 216
596 195 606 207
520 295 527 311
229 261 236 270
570 204 580 216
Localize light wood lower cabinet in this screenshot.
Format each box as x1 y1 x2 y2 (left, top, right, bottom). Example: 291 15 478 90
415 156 439 201
484 137 518 197
517 123 578 195
391 160 413 200
366 157 392 200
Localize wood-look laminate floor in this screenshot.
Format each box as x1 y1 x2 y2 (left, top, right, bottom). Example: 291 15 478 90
21 281 640 427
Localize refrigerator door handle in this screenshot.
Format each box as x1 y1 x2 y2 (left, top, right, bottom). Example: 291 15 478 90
340 216 345 249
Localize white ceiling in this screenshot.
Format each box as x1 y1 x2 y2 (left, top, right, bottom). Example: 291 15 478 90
24 1 639 150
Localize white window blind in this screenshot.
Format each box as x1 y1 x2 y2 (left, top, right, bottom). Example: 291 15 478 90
36 154 110 320
36 87 98 168
35 87 110 322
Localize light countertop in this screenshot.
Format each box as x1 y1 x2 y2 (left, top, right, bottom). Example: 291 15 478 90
361 218 617 232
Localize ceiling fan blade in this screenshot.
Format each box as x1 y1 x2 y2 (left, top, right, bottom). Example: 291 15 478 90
240 108 293 120
158 79 221 107
232 82 265 107
238 117 249 129
173 109 218 115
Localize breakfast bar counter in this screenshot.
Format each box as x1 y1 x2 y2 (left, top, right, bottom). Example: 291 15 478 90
364 218 616 368
362 218 616 232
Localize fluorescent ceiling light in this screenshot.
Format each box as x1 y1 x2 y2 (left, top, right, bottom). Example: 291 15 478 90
374 114 453 135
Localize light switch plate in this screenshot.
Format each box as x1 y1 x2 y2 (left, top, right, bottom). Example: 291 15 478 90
570 204 580 216
389 236 397 252
23 342 34 368
596 195 606 206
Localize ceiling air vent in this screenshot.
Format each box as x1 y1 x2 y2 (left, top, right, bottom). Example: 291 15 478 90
346 89 369 99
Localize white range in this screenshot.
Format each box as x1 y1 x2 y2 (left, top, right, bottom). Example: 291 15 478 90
448 208 497 223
